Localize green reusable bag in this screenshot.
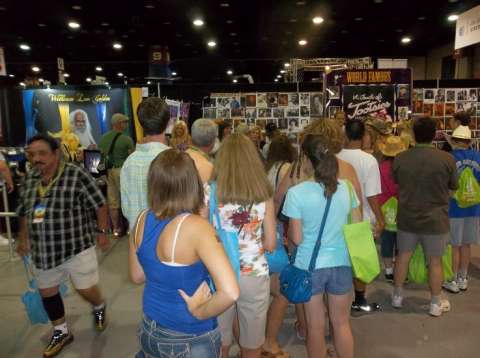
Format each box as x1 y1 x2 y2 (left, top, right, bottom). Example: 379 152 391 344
381 197 398 232
407 244 455 284
454 167 480 208
343 181 381 284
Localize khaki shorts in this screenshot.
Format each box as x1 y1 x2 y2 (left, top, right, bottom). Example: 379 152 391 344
450 217 480 247
107 167 121 209
397 230 448 258
218 275 270 349
32 247 99 290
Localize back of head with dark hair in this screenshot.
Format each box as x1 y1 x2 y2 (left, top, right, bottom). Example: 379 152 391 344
413 116 436 144
301 135 339 198
137 97 170 136
454 112 471 126
345 120 365 141
27 134 60 152
265 134 296 171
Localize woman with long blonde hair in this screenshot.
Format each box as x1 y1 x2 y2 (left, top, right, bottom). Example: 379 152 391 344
170 120 192 151
212 133 276 358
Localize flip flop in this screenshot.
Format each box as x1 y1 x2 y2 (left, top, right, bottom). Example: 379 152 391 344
261 348 290 358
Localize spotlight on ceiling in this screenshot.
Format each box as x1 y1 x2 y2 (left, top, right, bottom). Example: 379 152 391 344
401 36 412 44
117 72 124 77
8 74 14 78
325 65 331 71
19 43 31 51
86 77 92 83
277 75 282 78
31 66 41 73
95 66 103 72
172 72 177 76
113 42 123 50
280 70 286 74
64 73 70 78
147 81 151 85
207 40 217 48
447 14 459 22
274 79 279 82
68 21 80 29
284 63 290 68
227 69 233 75
298 39 308 46
312 16 324 24
232 79 238 83
19 82 26 87
193 19 204 27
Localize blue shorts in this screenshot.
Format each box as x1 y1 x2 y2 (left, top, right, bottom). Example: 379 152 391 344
137 315 221 358
311 266 353 296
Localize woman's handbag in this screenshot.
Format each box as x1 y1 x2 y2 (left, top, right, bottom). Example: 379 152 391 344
279 197 332 304
343 181 381 284
265 227 289 274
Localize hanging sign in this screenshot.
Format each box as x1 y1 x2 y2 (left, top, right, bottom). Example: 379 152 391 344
343 85 395 120
455 5 480 50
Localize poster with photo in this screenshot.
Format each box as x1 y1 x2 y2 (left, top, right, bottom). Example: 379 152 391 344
231 107 245 117
288 93 299 106
434 89 445 102
300 93 310 106
273 108 284 118
434 102 445 117
342 85 395 120
217 97 231 108
413 101 423 114
413 89 423 101
258 108 272 118
288 118 300 132
245 108 257 119
246 94 256 107
217 108 230 118
300 106 310 117
256 118 267 129
445 103 455 116
468 89 477 101
457 89 468 101
423 103 434 117
240 96 246 108
397 85 410 100
267 93 278 107
278 117 288 130
328 106 342 118
446 89 456 102
423 89 435 103
278 94 289 106
203 108 216 119
257 93 268 107
327 86 340 99
398 106 409 120
310 93 323 116
230 96 241 110
286 107 300 117
300 118 310 129
203 97 216 108
266 118 277 126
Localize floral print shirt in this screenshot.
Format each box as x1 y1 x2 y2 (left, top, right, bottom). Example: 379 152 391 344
215 202 268 277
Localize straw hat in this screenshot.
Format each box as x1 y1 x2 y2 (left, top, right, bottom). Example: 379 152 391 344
378 135 408 157
365 118 393 135
452 125 472 140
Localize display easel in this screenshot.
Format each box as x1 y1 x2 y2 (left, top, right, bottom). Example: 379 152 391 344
0 182 16 261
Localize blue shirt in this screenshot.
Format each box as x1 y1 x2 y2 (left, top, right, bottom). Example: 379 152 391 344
449 149 480 218
282 180 359 270
120 142 169 230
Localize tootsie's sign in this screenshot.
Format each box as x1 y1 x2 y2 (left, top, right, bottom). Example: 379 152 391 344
343 85 395 120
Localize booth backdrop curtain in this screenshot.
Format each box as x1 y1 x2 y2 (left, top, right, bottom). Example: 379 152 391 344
129 88 143 141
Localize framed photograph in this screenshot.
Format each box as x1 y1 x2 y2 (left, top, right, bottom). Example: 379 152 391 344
300 117 310 129
246 94 257 107
445 103 455 116
286 107 299 117
434 89 445 103
434 103 445 117
245 108 257 119
217 108 231 119
413 89 423 101
288 118 300 132
423 103 434 117
397 85 410 100
446 89 456 102
468 89 477 101
327 86 340 99
310 93 324 116
258 108 272 118
288 93 299 106
231 107 245 118
217 97 231 108
273 108 284 118
328 106 342 118
203 97 216 108
267 93 278 107
456 89 467 101
278 117 288 130
397 106 409 120
423 89 435 103
300 93 310 106
203 108 216 119
413 100 423 114
257 93 268 108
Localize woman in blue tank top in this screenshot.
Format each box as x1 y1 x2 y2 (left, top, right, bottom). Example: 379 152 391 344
129 149 240 358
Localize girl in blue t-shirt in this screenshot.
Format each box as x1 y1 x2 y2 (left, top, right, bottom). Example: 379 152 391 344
283 135 361 358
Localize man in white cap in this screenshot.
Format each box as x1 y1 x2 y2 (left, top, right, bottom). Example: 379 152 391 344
99 113 134 237
443 125 480 293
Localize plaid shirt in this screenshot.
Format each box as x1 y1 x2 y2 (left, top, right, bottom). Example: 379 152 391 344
120 142 169 230
17 162 106 270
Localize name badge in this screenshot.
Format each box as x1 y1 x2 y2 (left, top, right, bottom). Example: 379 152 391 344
33 204 47 224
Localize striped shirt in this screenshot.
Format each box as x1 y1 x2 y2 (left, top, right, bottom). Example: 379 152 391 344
16 162 106 270
120 142 169 230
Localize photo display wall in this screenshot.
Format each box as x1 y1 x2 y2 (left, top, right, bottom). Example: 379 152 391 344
202 91 324 134
325 69 412 121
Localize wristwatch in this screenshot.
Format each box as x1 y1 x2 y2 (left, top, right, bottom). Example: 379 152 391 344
95 228 111 235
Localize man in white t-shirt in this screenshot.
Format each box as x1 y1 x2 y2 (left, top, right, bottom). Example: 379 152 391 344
337 120 384 315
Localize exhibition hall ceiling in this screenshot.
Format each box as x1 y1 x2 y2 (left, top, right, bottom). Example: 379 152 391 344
0 0 477 84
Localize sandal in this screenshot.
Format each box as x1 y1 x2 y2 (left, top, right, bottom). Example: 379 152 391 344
261 348 290 358
294 321 306 341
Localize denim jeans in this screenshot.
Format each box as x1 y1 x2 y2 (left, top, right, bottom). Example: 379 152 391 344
136 315 221 358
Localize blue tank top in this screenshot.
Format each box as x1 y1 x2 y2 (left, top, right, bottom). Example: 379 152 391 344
137 211 217 334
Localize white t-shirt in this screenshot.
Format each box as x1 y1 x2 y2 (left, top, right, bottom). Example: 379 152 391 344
337 149 381 223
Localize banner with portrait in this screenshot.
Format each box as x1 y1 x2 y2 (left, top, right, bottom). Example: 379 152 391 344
343 85 395 121
22 88 132 158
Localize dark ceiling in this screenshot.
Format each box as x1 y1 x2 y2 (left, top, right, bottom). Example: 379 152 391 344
0 0 478 85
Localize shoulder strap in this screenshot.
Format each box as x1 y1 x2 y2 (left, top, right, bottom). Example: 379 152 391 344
170 214 190 263
133 209 149 249
275 162 286 189
307 196 332 272
108 132 122 156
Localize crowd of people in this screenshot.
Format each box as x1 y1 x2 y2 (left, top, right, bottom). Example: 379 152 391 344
13 97 480 358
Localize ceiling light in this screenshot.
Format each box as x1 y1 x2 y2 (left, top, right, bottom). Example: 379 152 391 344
220 3 230 7
227 70 233 75
113 42 123 50
355 17 363 21
284 63 290 68
117 72 124 77
401 36 412 44
280 70 286 74
86 77 92 83
274 79 279 82
448 14 459 22
147 81 152 85
418 16 426 20
38 23 47 28
296 1 306 5
95 66 103 72
19 82 25 87
172 72 177 76
19 43 30 51
0 6 7 10
226 20 234 24
232 79 238 83
313 16 324 24
207 40 217 48
298 39 307 46
38 78 44 82
101 22 109 27
72 5 82 10
230 32 237 36
193 19 204 27
144 4 155 9
325 65 331 71
105 82 109 85
8 74 14 78
373 0 383 3
31 66 40 73
68 21 80 29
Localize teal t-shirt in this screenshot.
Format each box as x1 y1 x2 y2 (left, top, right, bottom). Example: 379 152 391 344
282 180 359 270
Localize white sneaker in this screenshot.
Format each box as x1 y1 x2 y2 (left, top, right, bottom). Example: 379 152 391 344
442 280 460 294
391 294 403 309
457 277 468 291
429 299 451 317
